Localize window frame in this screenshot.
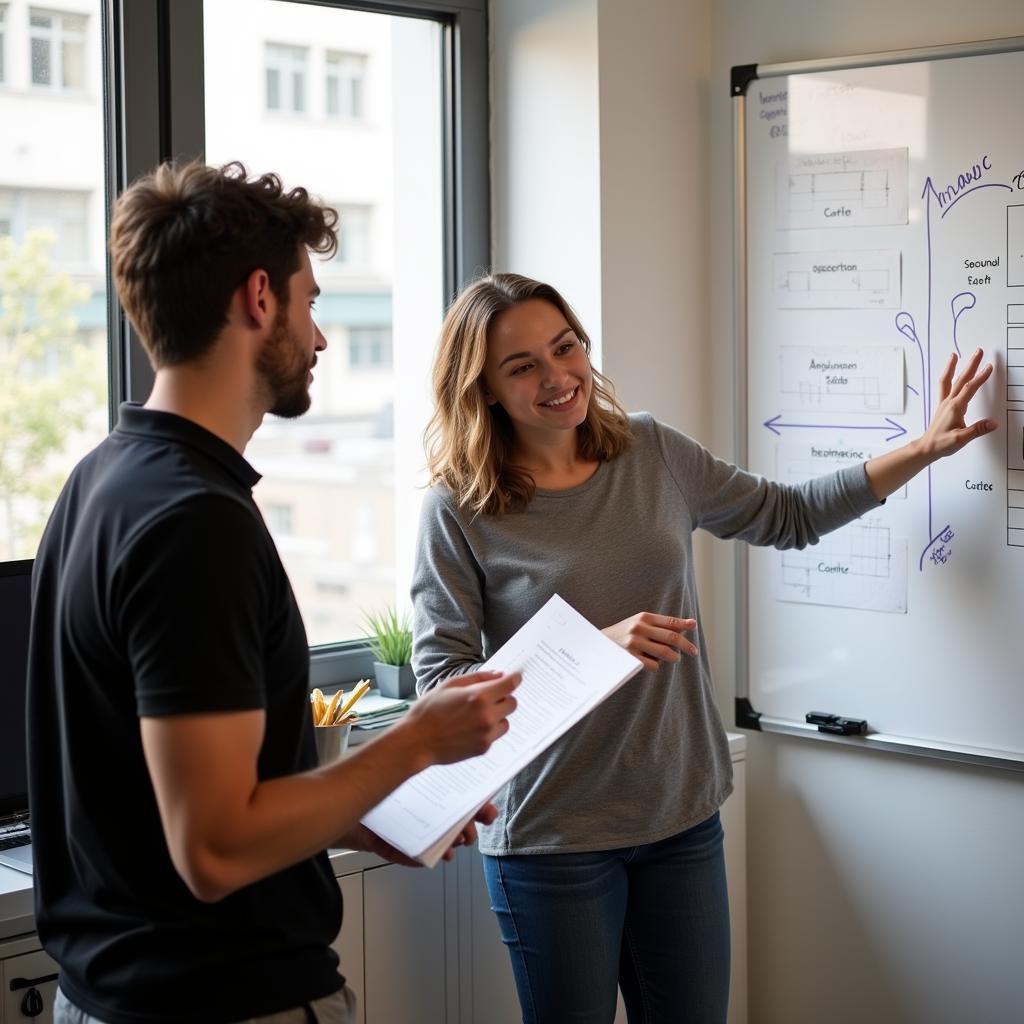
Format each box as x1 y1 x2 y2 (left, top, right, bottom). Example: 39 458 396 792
107 0 489 683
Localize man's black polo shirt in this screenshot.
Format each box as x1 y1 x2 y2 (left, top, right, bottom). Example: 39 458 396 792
27 404 343 1024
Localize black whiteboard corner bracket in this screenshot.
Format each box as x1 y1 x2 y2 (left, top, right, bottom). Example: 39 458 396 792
735 697 762 731
731 64 758 97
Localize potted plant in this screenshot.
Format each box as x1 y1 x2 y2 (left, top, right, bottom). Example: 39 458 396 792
363 606 415 699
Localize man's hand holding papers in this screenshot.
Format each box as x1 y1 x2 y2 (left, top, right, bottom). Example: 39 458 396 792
361 595 644 867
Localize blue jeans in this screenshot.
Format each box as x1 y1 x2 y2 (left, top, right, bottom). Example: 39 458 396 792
482 812 729 1024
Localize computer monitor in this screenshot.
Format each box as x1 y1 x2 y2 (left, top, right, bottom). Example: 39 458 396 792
0 560 32 825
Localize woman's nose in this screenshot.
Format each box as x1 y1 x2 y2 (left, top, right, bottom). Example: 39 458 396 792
540 361 569 388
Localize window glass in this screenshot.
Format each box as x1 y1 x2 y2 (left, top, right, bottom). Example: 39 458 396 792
205 0 444 645
0 0 108 561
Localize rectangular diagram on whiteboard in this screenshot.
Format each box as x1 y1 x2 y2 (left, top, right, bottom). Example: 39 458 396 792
773 250 901 309
778 345 904 413
1008 409 1024 548
776 519 908 613
1008 326 1024 404
777 148 909 230
778 438 906 500
1009 205 1024 287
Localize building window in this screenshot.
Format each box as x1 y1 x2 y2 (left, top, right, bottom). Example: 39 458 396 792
348 328 392 370
0 188 89 264
326 51 366 119
29 7 87 91
264 502 294 535
265 42 307 113
336 204 371 267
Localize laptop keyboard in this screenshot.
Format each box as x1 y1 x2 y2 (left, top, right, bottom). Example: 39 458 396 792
0 833 31 851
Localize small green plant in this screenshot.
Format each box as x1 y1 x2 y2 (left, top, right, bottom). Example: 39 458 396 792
362 606 413 666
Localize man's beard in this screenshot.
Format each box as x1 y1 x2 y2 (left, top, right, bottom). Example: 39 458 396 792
256 306 313 419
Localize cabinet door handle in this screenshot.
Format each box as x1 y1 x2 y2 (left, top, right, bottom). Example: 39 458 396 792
9 973 59 991
20 986 45 1018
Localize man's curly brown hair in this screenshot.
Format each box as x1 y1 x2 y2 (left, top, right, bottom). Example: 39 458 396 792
109 161 338 368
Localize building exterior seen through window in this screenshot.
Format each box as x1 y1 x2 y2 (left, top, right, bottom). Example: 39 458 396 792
0 0 107 561
0 0 450 651
206 0 444 646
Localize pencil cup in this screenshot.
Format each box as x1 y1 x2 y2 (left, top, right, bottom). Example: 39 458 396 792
315 722 352 765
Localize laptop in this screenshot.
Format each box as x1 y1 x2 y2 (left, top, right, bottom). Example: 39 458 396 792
0 835 33 876
0 560 33 876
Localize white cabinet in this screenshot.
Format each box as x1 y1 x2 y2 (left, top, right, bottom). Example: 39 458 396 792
362 862 447 1023
331 871 366 1024
0 942 59 1024
721 735 748 1024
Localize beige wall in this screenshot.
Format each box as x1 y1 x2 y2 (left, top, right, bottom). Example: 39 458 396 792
492 2 1024 1021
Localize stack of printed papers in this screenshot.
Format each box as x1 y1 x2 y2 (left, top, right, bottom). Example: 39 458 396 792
352 692 410 731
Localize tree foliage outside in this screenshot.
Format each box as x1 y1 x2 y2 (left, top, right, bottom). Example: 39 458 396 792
0 230 105 559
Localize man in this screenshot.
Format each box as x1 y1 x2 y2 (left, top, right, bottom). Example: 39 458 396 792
26 161 519 1024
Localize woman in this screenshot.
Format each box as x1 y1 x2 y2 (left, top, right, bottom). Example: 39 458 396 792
411 273 995 1023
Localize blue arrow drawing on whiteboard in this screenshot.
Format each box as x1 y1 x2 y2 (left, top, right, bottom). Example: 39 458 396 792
763 415 907 442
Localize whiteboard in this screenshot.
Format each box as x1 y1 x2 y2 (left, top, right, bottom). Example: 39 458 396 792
733 38 1024 770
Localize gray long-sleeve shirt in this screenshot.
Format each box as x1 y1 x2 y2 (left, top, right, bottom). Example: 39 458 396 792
411 413 881 855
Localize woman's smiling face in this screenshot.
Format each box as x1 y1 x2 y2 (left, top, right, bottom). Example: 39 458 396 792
482 298 593 441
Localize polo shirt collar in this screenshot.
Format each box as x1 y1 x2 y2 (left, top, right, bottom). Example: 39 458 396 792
114 402 262 490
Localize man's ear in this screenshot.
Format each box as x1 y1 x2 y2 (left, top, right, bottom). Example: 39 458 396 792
241 268 274 329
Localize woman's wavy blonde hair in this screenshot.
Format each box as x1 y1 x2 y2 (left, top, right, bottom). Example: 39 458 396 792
425 273 633 516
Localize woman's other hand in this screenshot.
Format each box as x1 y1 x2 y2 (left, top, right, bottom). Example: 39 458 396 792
602 613 698 671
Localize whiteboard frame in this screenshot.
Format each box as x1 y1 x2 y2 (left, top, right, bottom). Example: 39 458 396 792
732 35 1024 774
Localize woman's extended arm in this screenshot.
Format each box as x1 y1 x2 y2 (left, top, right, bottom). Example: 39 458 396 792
864 348 997 501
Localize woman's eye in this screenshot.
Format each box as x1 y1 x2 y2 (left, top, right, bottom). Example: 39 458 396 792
556 342 574 355
510 363 532 376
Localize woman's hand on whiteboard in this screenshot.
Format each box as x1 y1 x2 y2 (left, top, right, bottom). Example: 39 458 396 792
601 612 698 671
865 349 997 499
919 348 998 459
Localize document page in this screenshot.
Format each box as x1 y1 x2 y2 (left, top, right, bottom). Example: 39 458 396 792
360 594 643 866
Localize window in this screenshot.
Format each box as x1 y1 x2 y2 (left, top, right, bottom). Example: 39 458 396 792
0 0 107 562
336 204 371 267
265 42 307 113
326 50 366 119
264 502 294 535
0 188 89 264
29 7 87 91
0 0 488 656
348 327 391 370
207 0 456 646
